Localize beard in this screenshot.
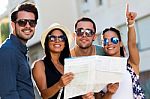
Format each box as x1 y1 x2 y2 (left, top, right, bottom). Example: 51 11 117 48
15 26 34 43
77 42 92 49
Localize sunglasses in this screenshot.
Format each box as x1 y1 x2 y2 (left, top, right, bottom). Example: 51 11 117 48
103 37 119 46
15 19 37 27
75 28 95 37
48 35 66 42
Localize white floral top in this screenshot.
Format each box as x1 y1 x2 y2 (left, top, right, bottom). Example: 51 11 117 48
127 63 145 99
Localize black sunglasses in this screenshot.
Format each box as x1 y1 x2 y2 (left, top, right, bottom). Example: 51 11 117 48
103 37 119 46
15 19 37 27
48 35 66 42
75 28 95 37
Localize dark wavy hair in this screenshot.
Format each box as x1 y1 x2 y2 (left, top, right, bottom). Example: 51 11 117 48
75 17 96 33
102 27 125 57
44 28 71 65
11 2 38 22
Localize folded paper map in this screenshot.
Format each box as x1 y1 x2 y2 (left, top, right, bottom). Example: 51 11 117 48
64 55 127 99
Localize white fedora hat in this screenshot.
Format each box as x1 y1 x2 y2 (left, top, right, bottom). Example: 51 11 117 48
41 23 72 49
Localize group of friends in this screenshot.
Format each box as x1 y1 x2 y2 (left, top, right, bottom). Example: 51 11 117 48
0 2 146 99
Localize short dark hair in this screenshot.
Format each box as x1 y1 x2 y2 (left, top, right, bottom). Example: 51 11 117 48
11 2 38 22
75 17 96 33
102 27 125 57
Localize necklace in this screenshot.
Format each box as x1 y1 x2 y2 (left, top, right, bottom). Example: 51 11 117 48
51 59 64 74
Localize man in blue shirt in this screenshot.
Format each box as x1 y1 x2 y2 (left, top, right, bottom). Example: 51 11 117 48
0 2 38 99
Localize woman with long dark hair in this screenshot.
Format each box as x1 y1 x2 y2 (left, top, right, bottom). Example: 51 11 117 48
32 23 74 99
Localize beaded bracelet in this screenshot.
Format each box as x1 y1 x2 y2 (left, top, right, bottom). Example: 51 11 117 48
128 22 135 27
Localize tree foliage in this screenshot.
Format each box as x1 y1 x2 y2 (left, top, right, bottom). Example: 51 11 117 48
0 22 10 43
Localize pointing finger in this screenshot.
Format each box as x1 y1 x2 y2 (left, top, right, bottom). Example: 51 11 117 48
126 3 129 16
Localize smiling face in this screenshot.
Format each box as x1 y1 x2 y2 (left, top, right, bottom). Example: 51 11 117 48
103 30 121 57
11 11 36 44
48 29 65 54
75 21 96 49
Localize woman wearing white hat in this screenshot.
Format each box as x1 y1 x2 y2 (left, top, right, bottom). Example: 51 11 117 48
32 23 75 99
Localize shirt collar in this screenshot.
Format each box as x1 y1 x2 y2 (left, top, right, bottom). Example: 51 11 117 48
10 34 28 54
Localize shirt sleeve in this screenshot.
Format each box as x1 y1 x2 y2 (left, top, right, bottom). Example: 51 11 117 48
0 48 18 94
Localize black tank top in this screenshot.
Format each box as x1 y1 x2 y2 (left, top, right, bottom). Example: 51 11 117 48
43 57 64 99
43 57 81 99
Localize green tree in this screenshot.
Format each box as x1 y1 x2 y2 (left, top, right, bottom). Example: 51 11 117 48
0 22 10 43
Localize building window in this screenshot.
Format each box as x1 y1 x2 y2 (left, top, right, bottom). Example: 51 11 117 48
98 0 102 5
84 0 88 3
136 15 150 50
80 0 89 13
96 0 102 6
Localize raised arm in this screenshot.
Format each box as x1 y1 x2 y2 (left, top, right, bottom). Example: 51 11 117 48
126 4 140 75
